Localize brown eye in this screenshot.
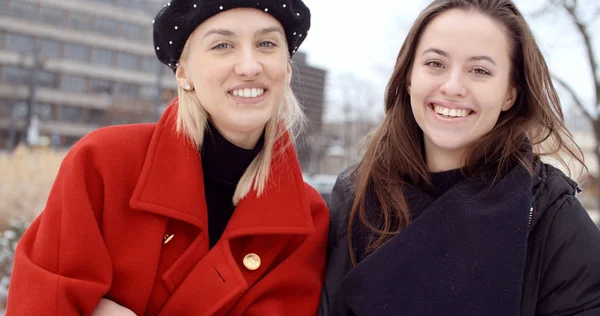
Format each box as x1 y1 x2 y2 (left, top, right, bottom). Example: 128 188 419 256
425 61 443 68
472 68 491 75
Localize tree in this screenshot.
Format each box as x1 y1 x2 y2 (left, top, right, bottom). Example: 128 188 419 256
532 0 600 183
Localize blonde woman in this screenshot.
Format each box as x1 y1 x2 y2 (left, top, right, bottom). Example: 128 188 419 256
7 1 329 315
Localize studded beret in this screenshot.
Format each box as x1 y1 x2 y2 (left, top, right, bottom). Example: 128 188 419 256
153 0 311 70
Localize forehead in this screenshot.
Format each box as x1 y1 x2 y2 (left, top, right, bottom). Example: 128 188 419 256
194 7 284 35
417 9 511 60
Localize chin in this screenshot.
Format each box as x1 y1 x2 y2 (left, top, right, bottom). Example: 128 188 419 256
427 136 468 153
230 118 269 134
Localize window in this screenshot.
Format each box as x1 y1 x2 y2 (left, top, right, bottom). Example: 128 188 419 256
91 48 114 66
117 52 139 70
89 78 112 94
6 34 34 53
0 2 8 16
89 0 116 4
139 85 157 101
121 22 144 40
114 82 138 98
12 101 28 118
62 136 80 146
39 38 61 58
59 105 83 122
115 0 137 9
0 99 12 116
2 66 29 85
95 18 119 36
40 7 66 27
65 43 89 62
110 112 132 125
141 56 160 73
61 75 86 93
88 109 105 125
0 31 5 49
34 103 53 121
36 71 58 88
68 12 93 31
10 2 37 20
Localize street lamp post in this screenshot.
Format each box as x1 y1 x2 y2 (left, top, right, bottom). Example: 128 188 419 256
21 41 42 147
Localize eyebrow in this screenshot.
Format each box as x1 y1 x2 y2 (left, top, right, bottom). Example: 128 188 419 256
203 27 284 39
422 47 496 66
203 28 235 39
257 26 285 36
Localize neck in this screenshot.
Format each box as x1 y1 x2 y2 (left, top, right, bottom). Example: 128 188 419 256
210 123 265 150
424 139 466 172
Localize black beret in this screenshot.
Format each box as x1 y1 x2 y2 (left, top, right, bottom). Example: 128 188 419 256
153 0 311 70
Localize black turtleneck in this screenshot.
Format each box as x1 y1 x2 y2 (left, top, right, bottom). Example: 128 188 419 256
201 122 264 248
428 168 465 200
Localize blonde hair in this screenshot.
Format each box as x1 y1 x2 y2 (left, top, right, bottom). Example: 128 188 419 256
175 42 306 205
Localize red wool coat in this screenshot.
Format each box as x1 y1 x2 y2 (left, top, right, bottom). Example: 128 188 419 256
6 101 329 316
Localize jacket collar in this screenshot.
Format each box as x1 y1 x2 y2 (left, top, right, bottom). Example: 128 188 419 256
129 99 314 236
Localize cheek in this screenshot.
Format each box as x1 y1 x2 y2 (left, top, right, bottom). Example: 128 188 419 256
195 69 224 88
409 69 436 94
188 57 228 86
263 58 290 79
477 92 507 113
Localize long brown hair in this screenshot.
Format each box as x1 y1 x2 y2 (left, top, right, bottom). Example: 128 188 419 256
348 0 587 265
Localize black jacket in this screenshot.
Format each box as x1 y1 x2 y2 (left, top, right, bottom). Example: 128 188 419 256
319 162 600 316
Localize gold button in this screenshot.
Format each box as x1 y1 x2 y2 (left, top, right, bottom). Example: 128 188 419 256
243 253 261 271
163 234 174 244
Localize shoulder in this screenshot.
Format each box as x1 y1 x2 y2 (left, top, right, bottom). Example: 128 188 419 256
531 162 582 228
529 173 600 314
61 123 156 173
329 165 358 218
334 164 358 195
76 123 155 152
303 182 329 223
325 165 359 249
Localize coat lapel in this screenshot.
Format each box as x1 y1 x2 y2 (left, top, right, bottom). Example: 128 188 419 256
157 129 315 315
342 164 532 316
129 100 208 230
129 99 315 315
224 143 315 238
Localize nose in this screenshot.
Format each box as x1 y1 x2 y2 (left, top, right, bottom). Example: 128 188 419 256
234 48 262 78
440 69 467 97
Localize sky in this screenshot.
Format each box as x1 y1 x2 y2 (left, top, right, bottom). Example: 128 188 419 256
294 0 600 122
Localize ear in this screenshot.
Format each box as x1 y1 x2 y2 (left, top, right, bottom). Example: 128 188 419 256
501 85 517 111
175 64 192 90
407 81 411 95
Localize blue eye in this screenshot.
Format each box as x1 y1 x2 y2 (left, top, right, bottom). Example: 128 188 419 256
259 41 276 48
213 43 231 49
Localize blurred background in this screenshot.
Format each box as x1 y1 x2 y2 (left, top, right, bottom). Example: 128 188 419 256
0 0 599 311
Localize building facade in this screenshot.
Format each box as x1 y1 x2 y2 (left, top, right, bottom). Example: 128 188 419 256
0 0 176 148
290 51 327 172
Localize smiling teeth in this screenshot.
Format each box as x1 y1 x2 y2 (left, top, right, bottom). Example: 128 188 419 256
433 105 470 118
231 88 265 98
